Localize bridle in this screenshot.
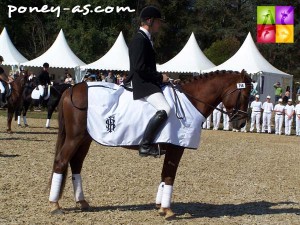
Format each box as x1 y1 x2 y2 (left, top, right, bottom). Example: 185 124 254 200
173 80 252 122
221 84 252 122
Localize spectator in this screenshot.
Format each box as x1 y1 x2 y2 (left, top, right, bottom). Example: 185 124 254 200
250 95 262 133
64 73 73 85
282 90 290 105
213 102 222 130
273 81 283 103
105 71 116 83
284 99 294 135
202 114 211 130
222 107 230 131
262 96 273 133
295 98 300 136
273 98 285 135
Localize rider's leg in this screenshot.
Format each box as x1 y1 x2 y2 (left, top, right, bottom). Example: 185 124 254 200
139 92 171 157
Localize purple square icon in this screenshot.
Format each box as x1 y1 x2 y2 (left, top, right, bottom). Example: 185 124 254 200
276 6 294 25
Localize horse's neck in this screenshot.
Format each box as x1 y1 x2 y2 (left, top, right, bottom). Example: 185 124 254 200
181 78 228 118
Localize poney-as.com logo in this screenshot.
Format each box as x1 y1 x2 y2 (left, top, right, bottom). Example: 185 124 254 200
257 6 294 43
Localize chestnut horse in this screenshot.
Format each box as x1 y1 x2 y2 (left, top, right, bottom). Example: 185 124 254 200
49 70 252 219
5 72 28 133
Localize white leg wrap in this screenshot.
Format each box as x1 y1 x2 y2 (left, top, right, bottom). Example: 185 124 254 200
46 119 50 128
161 185 173 208
23 116 27 125
155 182 165 205
72 174 84 202
17 116 21 125
49 173 63 202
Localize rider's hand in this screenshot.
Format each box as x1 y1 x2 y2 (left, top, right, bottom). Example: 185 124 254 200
162 74 169 83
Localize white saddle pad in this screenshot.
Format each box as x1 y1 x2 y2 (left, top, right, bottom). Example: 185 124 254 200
31 86 51 100
87 82 205 149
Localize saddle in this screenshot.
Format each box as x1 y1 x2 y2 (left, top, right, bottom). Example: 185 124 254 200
86 82 205 149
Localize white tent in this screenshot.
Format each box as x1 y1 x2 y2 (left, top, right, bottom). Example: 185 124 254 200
21 29 85 69
0 27 28 66
157 33 215 73
21 29 86 83
202 32 293 102
81 31 129 71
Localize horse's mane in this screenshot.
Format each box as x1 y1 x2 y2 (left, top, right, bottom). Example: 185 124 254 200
181 70 250 85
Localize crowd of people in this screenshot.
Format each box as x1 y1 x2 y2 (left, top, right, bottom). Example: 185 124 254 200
203 81 300 136
83 71 127 84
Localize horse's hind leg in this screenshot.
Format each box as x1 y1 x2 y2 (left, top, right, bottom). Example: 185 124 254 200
49 136 87 214
69 135 92 210
156 145 184 220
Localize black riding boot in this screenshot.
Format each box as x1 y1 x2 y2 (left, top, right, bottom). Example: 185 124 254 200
139 110 168 157
0 93 6 107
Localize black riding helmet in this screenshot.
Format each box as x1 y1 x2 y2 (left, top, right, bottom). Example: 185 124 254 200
43 62 49 68
0 55 3 62
140 5 164 21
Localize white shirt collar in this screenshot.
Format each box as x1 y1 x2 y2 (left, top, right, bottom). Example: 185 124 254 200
139 27 151 40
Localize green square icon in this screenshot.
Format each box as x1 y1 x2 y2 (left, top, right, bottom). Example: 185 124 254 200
257 6 275 25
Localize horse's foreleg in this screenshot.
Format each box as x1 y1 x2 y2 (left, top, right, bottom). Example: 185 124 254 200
7 107 14 133
46 105 55 128
22 101 29 127
69 136 92 210
157 146 184 220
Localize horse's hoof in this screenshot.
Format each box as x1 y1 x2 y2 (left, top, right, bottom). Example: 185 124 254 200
76 200 90 211
7 130 12 134
46 126 50 129
158 208 176 220
18 124 21 127
155 204 161 209
50 208 64 215
24 124 29 127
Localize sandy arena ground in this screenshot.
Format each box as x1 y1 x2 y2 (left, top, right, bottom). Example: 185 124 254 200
1 115 300 225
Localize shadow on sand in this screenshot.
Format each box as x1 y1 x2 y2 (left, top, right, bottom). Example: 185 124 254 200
63 201 300 219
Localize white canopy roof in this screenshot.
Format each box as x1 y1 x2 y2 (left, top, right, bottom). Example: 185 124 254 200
81 32 129 71
157 33 215 73
21 29 85 68
202 32 290 75
0 27 28 66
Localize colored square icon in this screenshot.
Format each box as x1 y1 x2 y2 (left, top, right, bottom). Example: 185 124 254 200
257 6 275 25
276 25 294 43
257 25 276 43
275 6 294 25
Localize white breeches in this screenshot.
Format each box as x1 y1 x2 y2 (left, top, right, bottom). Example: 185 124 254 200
296 116 300 135
250 112 261 132
275 115 283 134
285 116 293 135
202 114 211 129
0 81 5 93
262 112 272 133
38 85 44 97
213 110 222 129
222 111 229 130
143 92 171 116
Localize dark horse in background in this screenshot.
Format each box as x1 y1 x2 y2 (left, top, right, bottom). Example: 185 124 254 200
48 70 252 219
17 77 71 129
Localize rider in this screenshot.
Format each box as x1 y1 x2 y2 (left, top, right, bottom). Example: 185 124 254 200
38 62 51 107
123 6 171 157
0 56 13 107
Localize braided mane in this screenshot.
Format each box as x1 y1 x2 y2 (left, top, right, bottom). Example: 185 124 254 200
181 70 249 85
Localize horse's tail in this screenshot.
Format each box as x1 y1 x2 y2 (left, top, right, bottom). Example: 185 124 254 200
47 91 68 199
